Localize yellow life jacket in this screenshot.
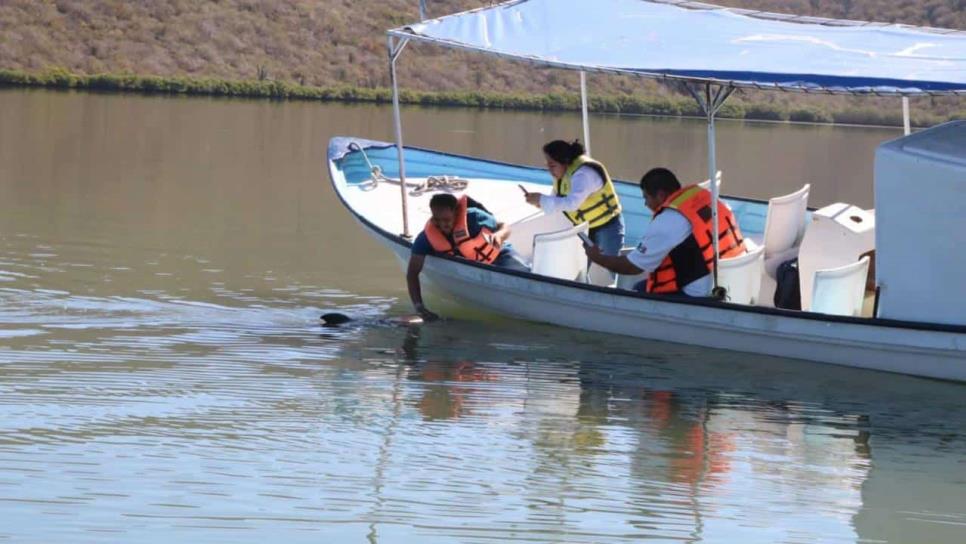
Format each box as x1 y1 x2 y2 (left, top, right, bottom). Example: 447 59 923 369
553 155 622 229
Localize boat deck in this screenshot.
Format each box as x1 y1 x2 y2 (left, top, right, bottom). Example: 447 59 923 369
339 175 548 239
329 140 770 244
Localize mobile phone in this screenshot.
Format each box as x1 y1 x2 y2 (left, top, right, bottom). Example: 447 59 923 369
518 184 529 195
577 232 594 247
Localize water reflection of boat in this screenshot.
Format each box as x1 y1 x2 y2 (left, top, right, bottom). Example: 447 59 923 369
375 323 965 542
327 0 966 381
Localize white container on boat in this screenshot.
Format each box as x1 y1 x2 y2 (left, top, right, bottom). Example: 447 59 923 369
874 120 966 326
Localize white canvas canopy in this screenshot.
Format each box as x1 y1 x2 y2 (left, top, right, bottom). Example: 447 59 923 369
393 0 966 95
385 0 966 284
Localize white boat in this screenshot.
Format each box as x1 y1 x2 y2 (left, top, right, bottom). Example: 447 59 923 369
327 0 966 381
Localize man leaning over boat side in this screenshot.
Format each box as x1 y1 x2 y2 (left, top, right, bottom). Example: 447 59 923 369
585 167 746 298
407 193 530 320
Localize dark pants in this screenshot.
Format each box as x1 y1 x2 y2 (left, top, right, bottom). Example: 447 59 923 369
494 248 530 272
632 280 715 301
589 215 625 257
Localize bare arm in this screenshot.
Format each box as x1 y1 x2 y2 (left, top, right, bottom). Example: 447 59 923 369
585 245 644 275
492 222 511 245
406 254 439 320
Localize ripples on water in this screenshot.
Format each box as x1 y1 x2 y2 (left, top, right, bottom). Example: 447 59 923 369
1 234 964 544
1 90 963 543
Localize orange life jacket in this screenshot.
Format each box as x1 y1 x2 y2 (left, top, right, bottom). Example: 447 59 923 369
646 185 746 294
424 195 501 264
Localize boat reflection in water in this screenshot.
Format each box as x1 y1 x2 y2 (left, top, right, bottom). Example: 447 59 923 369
363 319 963 543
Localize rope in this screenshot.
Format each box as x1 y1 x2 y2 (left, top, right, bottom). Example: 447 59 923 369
348 140 469 196
409 175 469 196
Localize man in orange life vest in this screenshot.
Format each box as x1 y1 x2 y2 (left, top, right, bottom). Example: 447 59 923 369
407 193 529 320
585 167 745 297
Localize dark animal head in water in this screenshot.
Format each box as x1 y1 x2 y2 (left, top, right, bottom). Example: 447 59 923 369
321 313 352 327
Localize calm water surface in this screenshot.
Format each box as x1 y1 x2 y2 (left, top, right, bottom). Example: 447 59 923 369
0 89 963 543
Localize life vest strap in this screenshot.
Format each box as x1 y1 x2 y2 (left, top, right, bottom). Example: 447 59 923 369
558 157 622 229
647 184 746 295
424 196 501 264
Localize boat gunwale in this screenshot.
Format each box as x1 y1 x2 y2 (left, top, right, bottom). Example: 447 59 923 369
326 140 966 337
335 139 777 207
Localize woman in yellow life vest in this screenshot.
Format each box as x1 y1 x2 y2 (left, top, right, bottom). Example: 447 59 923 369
524 139 625 255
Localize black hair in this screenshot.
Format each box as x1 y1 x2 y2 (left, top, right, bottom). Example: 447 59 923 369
429 193 459 211
640 167 681 196
542 139 585 165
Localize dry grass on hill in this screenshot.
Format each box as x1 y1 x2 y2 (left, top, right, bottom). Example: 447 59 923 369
0 0 963 120
714 0 963 28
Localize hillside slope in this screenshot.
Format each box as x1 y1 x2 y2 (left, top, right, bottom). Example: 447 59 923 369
0 0 963 120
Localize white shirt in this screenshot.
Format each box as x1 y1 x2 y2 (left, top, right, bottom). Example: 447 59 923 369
626 209 712 297
539 165 604 215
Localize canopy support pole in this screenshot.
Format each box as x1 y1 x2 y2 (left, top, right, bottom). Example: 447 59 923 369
685 82 735 293
388 36 412 239
902 96 911 136
580 71 591 155
418 0 427 20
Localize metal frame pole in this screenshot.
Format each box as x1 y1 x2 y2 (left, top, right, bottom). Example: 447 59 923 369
705 84 719 286
685 82 735 292
902 96 911 136
418 0 427 20
389 36 412 238
580 71 591 155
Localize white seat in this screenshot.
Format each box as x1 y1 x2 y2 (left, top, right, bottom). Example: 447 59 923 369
587 262 617 288
531 222 590 281
696 170 723 191
717 245 764 304
809 257 870 317
757 184 810 306
616 246 647 291
763 184 810 260
507 211 574 263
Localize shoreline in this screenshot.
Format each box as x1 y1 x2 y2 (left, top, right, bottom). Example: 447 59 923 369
1 68 957 128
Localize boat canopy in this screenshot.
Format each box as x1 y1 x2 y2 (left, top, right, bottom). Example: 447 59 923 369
389 0 966 96
382 0 965 290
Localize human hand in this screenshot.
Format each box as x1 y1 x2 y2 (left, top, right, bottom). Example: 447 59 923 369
488 230 508 247
525 193 542 207
416 305 440 322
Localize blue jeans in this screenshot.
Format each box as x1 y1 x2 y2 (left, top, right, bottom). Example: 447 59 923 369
590 215 625 257
494 247 530 272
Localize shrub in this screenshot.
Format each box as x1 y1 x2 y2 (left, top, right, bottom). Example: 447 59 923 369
717 102 746 120
744 103 790 121
789 106 834 124
2 67 954 129
911 112 943 128
832 107 901 127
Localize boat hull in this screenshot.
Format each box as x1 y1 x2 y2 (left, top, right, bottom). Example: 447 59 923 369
366 223 965 382
330 138 966 382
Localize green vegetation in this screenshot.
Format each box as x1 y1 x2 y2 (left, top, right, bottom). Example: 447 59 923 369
0 1 962 126
3 67 960 127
